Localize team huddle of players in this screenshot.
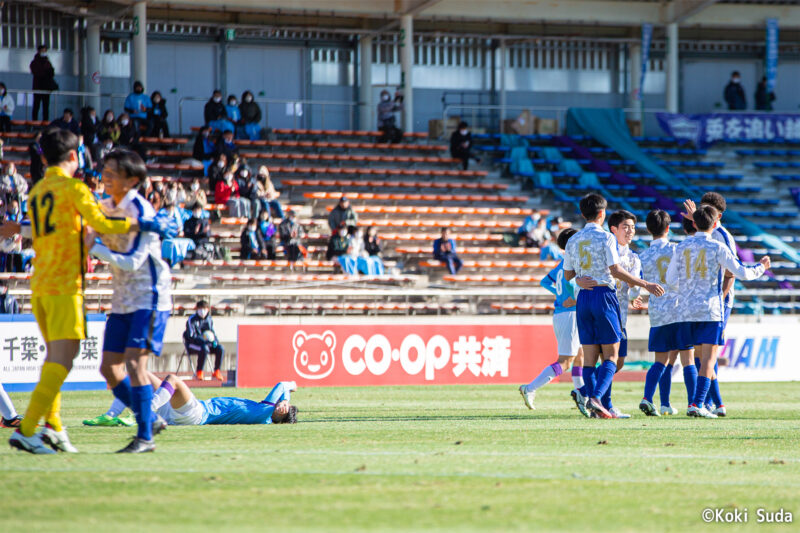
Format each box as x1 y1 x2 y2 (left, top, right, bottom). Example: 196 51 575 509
520 191 769 419
2 127 297 455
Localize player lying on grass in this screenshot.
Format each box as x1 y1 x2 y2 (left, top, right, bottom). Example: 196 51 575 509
89 373 297 426
665 205 769 418
1 128 178 455
86 148 175 453
519 228 586 411
562 193 663 419
638 210 696 416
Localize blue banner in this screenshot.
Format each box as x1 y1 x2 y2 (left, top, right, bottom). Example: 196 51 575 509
766 18 779 92
637 23 653 101
656 112 800 148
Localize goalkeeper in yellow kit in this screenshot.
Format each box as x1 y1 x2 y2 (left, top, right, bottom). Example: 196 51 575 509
1 127 177 454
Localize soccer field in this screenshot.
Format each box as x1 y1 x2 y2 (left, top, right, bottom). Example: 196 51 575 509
1 383 798 532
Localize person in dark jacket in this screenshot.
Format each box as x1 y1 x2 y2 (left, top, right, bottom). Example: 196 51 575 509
754 76 776 112
364 226 382 256
98 109 121 146
240 218 267 260
449 121 479 170
30 45 56 121
80 106 100 159
49 108 80 135
257 208 277 259
184 203 211 249
28 131 45 185
0 280 20 314
327 196 358 234
239 90 262 140
433 227 463 275
376 89 404 144
148 91 170 138
183 300 225 381
208 152 228 192
192 125 216 176
216 129 239 160
724 71 747 111
204 90 227 130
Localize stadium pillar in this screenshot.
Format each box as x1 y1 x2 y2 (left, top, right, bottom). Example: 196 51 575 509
499 40 507 123
132 1 147 89
359 35 373 131
666 22 679 113
629 42 642 121
86 21 101 111
400 14 414 133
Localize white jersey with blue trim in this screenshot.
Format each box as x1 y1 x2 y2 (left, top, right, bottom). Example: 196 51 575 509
666 232 764 323
563 222 620 290
90 189 172 314
615 243 641 328
711 223 736 309
639 237 679 327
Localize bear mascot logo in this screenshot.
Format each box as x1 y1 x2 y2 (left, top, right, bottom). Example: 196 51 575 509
292 330 336 379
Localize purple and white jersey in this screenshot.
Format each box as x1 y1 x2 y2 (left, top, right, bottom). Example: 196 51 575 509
666 232 764 323
639 237 679 327
563 222 620 290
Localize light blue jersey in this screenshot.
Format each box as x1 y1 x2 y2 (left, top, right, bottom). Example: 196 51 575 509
540 260 577 315
200 381 293 425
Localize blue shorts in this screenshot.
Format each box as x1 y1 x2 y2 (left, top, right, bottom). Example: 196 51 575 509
676 321 724 348
649 323 692 353
619 329 628 358
576 286 623 345
103 309 170 356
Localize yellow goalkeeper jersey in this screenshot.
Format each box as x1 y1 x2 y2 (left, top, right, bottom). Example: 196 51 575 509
28 166 132 296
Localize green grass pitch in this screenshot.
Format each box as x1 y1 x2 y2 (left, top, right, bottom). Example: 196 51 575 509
1 382 798 532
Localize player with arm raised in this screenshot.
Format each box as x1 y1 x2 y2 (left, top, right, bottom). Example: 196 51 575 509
562 193 663 419
665 205 769 418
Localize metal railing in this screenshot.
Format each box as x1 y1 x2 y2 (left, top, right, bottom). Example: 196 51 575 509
177 96 359 135
5 89 129 121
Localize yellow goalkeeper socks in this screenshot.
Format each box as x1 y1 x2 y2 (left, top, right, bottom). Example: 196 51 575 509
45 391 63 432
20 362 68 437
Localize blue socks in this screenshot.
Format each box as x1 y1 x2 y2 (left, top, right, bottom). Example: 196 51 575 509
581 365 595 398
643 362 665 403
131 385 154 441
112 376 133 407
593 360 617 400
601 382 613 410
709 362 724 407
658 364 673 406
692 376 711 407
683 365 698 407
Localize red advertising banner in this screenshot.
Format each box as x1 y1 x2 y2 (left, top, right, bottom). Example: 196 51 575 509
237 324 558 387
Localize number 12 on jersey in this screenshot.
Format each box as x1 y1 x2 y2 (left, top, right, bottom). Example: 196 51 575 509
30 192 56 237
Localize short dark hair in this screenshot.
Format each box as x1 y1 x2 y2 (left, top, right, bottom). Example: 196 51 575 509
273 405 298 424
731 71 740 77
458 121 468 129
682 215 696 235
608 209 637 229
693 205 718 232
578 193 607 221
40 127 79 165
196 300 209 309
63 108 73 116
701 192 726 214
645 209 671 237
556 228 577 250
103 148 147 183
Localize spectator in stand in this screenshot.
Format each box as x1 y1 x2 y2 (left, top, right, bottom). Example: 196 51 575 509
225 95 242 138
1 200 24 273
185 178 207 208
30 44 56 121
450 121 479 170
328 196 358 234
184 203 210 248
215 171 239 205
377 89 404 143
0 83 14 133
216 129 239 160
239 90 262 140
118 112 145 159
123 80 152 136
724 71 747 111
158 201 189 235
433 227 463 275
326 221 350 261
364 226 381 257
1 162 28 206
75 135 94 178
539 233 563 261
192 125 216 175
0 280 20 313
755 76 776 112
99 109 121 147
183 300 225 381
240 218 267 260
149 91 169 138
341 227 384 276
279 209 306 262
49 108 80 135
159 201 194 266
80 106 100 160
258 166 284 218
148 187 164 213
208 152 228 193
204 90 228 131
164 180 187 206
517 213 550 248
257 208 277 259
28 131 45 185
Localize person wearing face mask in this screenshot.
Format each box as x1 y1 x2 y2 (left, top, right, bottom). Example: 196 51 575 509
80 106 100 160
75 135 94 178
191 126 216 175
185 179 207 208
99 109 121 147
148 91 170 138
0 82 15 133
50 108 81 135
216 129 239 160
724 71 747 111
30 45 57 121
215 170 239 206
326 221 350 261
183 301 225 381
450 121 480 170
124 81 153 136
377 89 404 143
240 217 267 260
755 76 776 112
239 90 262 140
1 199 24 272
279 210 306 262
1 162 28 207
204 90 228 132
225 95 241 138
257 208 276 259
184 203 211 251
117 112 146 159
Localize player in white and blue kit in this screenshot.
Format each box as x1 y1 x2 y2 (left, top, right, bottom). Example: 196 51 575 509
519 228 586 412
563 193 664 419
638 210 696 416
89 149 175 453
665 205 769 418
